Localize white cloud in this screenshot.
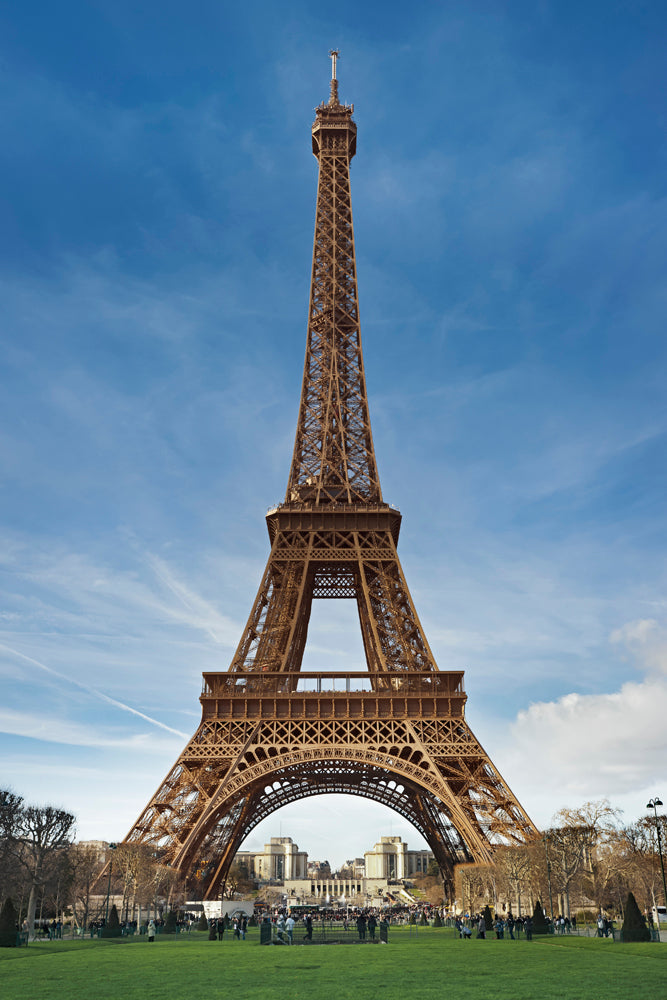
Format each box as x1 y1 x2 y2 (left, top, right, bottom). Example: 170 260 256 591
610 618 667 677
491 619 667 827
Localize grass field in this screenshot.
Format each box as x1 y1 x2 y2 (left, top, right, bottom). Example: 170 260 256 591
1 927 666 1000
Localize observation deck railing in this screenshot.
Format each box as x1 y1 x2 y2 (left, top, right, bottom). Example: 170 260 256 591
201 671 464 698
199 671 466 721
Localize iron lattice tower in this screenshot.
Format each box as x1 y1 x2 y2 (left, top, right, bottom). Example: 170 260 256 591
123 55 537 895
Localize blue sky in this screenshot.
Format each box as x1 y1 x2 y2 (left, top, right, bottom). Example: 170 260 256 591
1 1 666 866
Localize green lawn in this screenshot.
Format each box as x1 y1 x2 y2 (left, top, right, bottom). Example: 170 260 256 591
1 927 666 1000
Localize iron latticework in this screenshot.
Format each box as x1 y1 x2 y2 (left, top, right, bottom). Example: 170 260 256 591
122 55 537 896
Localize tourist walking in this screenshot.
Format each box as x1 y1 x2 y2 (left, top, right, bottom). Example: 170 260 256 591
276 913 286 943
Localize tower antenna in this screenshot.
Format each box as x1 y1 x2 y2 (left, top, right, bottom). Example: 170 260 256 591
328 48 340 104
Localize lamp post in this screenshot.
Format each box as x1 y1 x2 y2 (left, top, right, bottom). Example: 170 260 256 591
543 832 555 922
646 797 667 927
104 843 118 924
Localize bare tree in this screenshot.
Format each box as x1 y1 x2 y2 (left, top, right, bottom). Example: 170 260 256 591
0 790 24 903
456 863 491 915
14 805 76 934
616 816 667 916
68 843 106 930
493 845 532 915
546 800 621 917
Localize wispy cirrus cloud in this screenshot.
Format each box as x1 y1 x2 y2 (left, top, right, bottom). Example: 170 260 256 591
0 642 189 739
0 706 184 753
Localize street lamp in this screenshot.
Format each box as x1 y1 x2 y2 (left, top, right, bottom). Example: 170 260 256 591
104 843 118 924
646 797 667 926
543 832 555 922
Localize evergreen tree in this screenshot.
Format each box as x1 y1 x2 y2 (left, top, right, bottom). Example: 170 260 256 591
622 892 650 943
532 901 548 935
208 920 217 940
0 898 18 948
197 911 209 932
419 911 428 925
164 909 178 934
433 911 442 927
483 904 493 930
103 904 122 938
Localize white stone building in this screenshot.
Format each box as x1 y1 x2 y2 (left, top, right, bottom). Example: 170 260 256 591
364 836 434 880
237 837 307 881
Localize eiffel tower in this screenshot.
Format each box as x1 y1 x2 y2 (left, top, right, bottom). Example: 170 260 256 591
123 53 537 896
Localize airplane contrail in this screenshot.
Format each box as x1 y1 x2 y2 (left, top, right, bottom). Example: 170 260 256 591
0 642 189 739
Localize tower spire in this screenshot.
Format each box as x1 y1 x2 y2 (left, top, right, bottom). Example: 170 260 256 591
329 48 339 105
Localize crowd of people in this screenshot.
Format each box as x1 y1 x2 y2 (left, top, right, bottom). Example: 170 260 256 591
205 914 249 940
257 907 390 944
455 913 533 940
452 911 606 940
19 902 622 944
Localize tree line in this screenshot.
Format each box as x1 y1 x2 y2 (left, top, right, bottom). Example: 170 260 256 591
2 789 665 932
0 788 185 933
455 800 667 921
